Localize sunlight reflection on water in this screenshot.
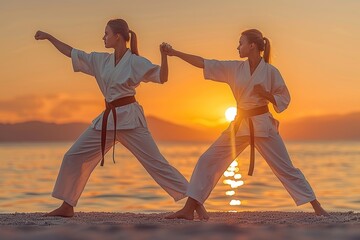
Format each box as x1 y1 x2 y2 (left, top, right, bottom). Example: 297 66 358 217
0 141 359 213
223 159 244 212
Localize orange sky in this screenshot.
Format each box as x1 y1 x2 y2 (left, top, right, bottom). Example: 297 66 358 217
0 0 359 128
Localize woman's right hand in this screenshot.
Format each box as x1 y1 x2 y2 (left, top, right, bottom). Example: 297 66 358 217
161 42 176 56
34 31 72 57
34 31 51 40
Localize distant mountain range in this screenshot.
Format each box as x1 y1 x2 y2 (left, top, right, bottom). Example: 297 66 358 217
0 116 216 142
0 113 359 142
280 112 360 141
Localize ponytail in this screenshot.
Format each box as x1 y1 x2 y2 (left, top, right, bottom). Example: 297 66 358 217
263 37 271 63
107 19 139 55
241 29 271 63
129 30 139 56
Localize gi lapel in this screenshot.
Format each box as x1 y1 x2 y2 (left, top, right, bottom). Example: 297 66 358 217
239 59 266 98
105 50 132 95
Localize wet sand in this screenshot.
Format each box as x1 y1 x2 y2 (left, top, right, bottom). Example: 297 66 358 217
0 211 359 240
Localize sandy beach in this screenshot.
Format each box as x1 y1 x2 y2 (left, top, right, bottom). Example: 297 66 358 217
0 211 359 240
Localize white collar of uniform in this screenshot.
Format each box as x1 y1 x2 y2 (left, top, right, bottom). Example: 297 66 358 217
245 58 266 77
112 49 132 68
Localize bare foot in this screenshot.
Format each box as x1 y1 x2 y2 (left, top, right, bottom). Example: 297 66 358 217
165 208 194 220
311 200 330 217
314 206 330 217
195 204 209 221
44 202 74 218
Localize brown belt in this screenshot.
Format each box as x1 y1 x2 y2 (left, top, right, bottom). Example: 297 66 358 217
233 105 269 176
100 96 136 166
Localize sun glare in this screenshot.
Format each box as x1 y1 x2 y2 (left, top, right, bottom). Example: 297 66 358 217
225 107 237 122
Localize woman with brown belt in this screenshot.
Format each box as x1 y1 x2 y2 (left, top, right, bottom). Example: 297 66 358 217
163 29 328 220
35 19 208 218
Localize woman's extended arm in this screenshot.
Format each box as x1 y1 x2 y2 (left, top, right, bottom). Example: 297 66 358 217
159 43 168 83
164 44 204 69
34 31 73 57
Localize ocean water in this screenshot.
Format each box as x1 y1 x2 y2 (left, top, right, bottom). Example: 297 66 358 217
0 141 359 214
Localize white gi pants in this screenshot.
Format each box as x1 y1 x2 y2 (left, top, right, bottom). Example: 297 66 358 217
186 127 316 206
52 126 188 207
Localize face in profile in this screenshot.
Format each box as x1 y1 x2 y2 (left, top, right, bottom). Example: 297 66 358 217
237 35 252 58
103 25 118 48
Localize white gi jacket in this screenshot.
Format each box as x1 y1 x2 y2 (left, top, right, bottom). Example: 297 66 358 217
204 58 291 137
71 48 161 130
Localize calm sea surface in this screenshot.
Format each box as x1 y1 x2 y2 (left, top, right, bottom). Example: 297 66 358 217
0 141 359 213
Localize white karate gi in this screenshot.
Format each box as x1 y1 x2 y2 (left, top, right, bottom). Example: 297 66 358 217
186 59 316 206
52 49 188 207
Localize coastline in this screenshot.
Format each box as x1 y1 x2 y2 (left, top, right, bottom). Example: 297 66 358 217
1 211 359 239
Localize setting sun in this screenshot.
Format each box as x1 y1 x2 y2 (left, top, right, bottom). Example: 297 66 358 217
225 107 237 122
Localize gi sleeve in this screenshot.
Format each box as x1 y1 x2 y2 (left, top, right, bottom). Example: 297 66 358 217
270 67 291 113
129 56 161 85
203 59 239 87
71 49 104 77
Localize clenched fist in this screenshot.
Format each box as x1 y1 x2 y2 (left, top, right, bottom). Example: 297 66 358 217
34 31 51 40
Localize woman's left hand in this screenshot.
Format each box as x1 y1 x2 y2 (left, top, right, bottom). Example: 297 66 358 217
160 42 174 56
253 84 276 105
253 84 267 97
